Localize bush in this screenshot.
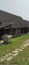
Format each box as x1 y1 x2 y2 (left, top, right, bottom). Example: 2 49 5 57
2 34 12 43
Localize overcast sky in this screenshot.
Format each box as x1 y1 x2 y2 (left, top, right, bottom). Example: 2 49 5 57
0 0 29 20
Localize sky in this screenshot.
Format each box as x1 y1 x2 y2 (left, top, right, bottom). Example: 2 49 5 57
0 0 29 20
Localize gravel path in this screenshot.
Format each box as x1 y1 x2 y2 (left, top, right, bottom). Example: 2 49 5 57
0 39 29 62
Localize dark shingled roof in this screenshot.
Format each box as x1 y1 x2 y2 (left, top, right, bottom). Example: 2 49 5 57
0 10 29 29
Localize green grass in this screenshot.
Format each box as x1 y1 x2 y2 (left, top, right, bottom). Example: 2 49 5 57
0 34 29 65
1 47 29 65
9 46 29 65
0 34 29 57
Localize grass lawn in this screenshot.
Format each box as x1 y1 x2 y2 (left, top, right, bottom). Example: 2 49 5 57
0 34 29 57
9 46 29 65
0 34 29 65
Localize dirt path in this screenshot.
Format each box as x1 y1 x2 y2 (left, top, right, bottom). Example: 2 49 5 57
0 39 29 62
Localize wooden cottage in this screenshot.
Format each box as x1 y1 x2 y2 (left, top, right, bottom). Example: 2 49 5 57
0 10 29 39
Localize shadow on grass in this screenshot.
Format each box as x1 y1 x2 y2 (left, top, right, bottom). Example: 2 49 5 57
4 41 12 45
0 41 12 46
